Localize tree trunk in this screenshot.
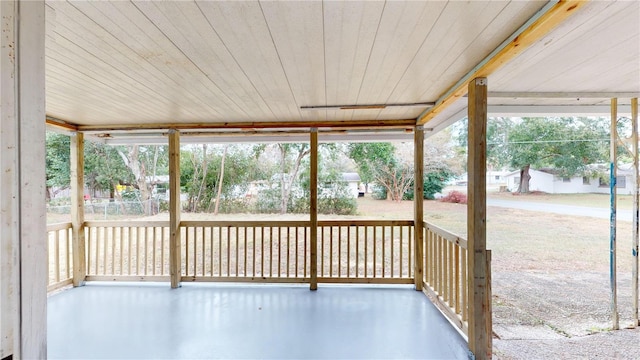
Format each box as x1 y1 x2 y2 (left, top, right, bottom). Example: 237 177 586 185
117 145 153 215
213 145 228 215
194 144 209 212
279 145 288 215
517 164 532 193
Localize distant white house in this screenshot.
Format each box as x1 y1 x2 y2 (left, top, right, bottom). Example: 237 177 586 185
448 170 508 186
504 165 635 195
248 172 362 199
341 172 362 198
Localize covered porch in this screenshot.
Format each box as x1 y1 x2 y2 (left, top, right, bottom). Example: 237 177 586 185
1 1 639 359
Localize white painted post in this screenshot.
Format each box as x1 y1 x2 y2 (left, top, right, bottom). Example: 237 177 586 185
0 1 47 358
610 98 619 330
632 97 639 327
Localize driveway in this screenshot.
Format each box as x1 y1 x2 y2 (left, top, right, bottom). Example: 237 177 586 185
486 198 633 222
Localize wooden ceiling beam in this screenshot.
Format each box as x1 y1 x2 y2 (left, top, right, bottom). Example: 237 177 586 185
417 0 587 126
487 92 640 99
76 119 416 132
46 116 78 132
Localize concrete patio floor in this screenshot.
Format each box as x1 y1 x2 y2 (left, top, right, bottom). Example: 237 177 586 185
48 283 468 359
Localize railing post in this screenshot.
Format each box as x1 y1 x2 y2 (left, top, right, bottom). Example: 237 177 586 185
467 77 491 359
414 126 424 290
169 130 181 289
71 132 86 287
310 128 318 290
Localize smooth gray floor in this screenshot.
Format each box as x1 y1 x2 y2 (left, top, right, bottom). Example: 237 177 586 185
48 283 469 359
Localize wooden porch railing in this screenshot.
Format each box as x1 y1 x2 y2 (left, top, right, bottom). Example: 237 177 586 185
82 220 416 284
318 220 413 284
47 222 73 291
180 221 311 282
84 221 170 281
55 218 489 346
422 221 491 337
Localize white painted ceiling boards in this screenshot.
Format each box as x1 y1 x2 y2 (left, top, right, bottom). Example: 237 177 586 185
44 1 640 143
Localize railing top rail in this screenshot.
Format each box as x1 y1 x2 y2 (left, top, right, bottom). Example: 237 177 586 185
84 220 170 228
181 220 311 227
318 220 414 227
46 222 73 231
424 221 467 249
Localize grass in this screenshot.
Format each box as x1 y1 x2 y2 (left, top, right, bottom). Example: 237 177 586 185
488 191 635 210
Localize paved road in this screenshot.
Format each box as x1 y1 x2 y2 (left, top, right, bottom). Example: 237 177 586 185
486 198 634 222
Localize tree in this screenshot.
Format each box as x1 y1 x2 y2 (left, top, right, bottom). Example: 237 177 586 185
181 144 260 213
348 142 396 194
453 117 513 170
84 140 132 203
275 144 310 214
348 142 414 202
508 117 608 193
45 132 71 200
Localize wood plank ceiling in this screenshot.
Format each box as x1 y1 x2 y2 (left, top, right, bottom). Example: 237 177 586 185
44 1 639 141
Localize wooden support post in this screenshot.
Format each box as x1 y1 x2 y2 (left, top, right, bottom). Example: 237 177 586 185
414 126 424 290
169 130 181 289
310 129 318 290
70 133 86 287
610 98 619 330
467 77 491 359
0 1 47 358
632 97 639 327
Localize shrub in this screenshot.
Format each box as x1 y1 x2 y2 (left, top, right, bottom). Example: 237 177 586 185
372 185 387 200
439 190 467 204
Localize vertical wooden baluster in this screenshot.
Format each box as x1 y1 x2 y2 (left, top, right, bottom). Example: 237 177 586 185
321 226 325 277
373 226 377 278
295 227 299 277
197 227 202 277
227 226 231 277
151 227 156 276
355 226 360 278
253 227 257 277
338 226 342 277
260 227 265 277
286 227 290 277
347 226 351 278
244 227 248 277
54 230 60 283
382 226 387 278
218 226 222 276
185 226 190 277
66 228 71 279
364 226 368 278
330 226 334 277
277 227 282 277
118 227 123 275
435 234 440 293
400 226 404 278
269 227 273 278
462 248 468 321
159 227 165 276
454 243 460 314
110 227 115 276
